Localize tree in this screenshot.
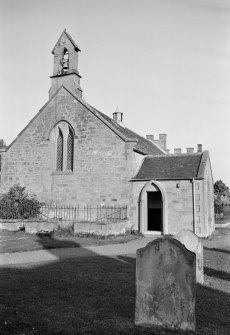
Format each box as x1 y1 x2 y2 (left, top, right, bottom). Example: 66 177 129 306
214 180 230 214
0 184 42 219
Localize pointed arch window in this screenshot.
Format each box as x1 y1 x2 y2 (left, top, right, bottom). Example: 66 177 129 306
50 122 74 173
67 130 74 170
56 129 64 171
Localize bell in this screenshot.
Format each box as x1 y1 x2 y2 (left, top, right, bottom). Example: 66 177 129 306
60 58 68 72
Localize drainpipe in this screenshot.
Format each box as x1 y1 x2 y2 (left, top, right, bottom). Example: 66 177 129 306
138 199 141 233
192 178 196 235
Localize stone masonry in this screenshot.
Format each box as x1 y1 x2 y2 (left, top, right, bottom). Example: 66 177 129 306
1 88 139 207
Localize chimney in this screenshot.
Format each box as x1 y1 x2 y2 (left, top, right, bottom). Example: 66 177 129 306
159 134 167 151
146 135 154 141
146 134 167 151
186 147 194 154
113 106 123 126
174 148 181 154
197 144 202 153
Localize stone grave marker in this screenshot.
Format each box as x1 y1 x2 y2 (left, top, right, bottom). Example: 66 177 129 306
135 237 196 331
175 229 203 284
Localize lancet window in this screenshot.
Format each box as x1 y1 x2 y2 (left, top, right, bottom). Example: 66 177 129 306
50 122 74 172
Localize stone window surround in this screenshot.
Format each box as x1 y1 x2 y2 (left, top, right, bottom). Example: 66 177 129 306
50 121 75 173
139 180 168 235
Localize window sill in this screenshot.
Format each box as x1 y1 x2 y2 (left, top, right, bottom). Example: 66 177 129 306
51 171 74 176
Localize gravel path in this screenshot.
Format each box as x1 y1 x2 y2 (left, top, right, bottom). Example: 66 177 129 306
0 236 157 266
1 228 229 269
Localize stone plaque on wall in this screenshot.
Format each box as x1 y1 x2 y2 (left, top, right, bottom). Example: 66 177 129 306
135 237 196 331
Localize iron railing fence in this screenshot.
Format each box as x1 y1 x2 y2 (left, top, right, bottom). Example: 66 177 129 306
0 203 128 222
40 205 128 222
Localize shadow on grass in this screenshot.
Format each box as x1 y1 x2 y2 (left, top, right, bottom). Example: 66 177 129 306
204 267 230 281
0 230 82 254
36 232 81 249
204 247 230 255
1 252 230 335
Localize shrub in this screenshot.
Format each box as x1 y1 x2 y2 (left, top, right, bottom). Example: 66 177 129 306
214 180 230 214
0 184 42 219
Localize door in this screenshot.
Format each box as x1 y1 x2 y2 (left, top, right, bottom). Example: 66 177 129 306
147 191 162 231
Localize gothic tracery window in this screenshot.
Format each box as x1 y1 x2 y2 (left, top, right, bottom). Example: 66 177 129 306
51 122 74 172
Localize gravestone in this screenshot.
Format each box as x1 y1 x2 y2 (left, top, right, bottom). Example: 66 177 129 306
175 229 203 284
135 237 196 331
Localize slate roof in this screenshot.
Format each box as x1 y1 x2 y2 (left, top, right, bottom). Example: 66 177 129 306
87 104 165 156
132 152 209 180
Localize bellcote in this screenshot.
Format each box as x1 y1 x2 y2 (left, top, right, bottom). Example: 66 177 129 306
49 29 83 99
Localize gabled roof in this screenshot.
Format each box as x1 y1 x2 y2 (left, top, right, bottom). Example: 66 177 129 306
86 104 165 156
7 85 165 156
52 29 81 54
132 151 210 180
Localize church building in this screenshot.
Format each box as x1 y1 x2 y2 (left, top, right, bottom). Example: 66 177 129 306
0 30 215 237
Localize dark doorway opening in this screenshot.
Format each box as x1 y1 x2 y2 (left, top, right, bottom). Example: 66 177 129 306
147 191 162 231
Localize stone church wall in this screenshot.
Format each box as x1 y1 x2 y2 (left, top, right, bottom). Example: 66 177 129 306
1 88 138 206
130 179 208 236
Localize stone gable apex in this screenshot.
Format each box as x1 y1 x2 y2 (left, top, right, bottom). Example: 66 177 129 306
6 85 138 151
52 29 81 54
7 85 166 155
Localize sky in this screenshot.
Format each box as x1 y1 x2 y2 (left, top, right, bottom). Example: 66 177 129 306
0 0 230 186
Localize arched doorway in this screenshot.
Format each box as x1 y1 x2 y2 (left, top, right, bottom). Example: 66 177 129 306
139 180 168 235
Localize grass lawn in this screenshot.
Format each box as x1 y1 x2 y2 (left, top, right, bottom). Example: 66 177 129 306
1 235 230 335
215 218 230 225
0 229 143 254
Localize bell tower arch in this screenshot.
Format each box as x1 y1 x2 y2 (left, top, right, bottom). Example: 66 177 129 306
49 29 83 98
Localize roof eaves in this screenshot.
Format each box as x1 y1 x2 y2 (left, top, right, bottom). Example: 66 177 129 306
123 128 166 155
133 148 149 155
130 177 204 182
